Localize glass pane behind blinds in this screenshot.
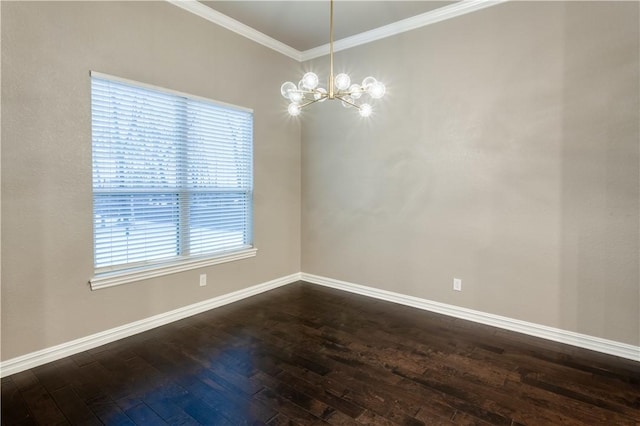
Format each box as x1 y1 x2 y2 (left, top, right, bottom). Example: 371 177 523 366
91 75 253 271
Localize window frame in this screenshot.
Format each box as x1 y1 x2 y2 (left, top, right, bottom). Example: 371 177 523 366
89 71 256 290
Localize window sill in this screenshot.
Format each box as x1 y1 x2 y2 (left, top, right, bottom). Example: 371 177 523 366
89 247 258 290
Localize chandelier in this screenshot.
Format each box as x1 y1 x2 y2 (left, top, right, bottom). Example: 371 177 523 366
280 0 386 118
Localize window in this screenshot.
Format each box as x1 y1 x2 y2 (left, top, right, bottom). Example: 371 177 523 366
90 72 254 289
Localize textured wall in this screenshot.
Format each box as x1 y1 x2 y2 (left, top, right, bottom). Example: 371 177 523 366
1 1 301 360
301 2 640 345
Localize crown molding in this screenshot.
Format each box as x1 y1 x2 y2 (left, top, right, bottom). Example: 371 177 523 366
167 0 303 61
301 0 509 61
168 0 508 63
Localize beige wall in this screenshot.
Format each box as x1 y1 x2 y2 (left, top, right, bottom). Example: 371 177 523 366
302 2 640 346
1 1 301 360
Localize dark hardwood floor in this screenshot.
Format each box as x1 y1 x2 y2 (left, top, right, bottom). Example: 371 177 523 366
2 281 639 425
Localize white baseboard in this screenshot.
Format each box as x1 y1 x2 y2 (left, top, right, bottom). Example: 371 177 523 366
301 273 640 362
2 271 637 377
0 273 302 377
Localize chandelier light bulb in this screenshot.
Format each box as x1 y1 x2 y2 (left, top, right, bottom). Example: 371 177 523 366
302 72 319 90
281 81 296 99
314 87 327 102
288 103 301 116
368 81 386 99
349 84 363 99
289 90 304 103
362 76 377 89
359 103 372 117
334 73 351 91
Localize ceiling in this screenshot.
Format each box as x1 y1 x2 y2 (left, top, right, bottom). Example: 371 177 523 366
199 1 456 52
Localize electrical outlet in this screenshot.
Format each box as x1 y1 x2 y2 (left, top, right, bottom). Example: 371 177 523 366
453 278 462 291
199 274 207 287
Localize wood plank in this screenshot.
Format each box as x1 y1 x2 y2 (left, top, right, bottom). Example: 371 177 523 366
1 378 34 425
50 385 102 426
10 371 69 425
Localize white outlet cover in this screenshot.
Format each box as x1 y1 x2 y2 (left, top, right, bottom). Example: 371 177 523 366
453 278 462 291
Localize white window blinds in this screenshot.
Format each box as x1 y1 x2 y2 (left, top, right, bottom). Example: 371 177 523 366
91 73 253 274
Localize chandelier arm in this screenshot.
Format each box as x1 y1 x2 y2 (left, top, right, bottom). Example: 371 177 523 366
335 95 361 109
298 97 325 110
295 88 320 95
342 88 366 96
293 88 326 103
